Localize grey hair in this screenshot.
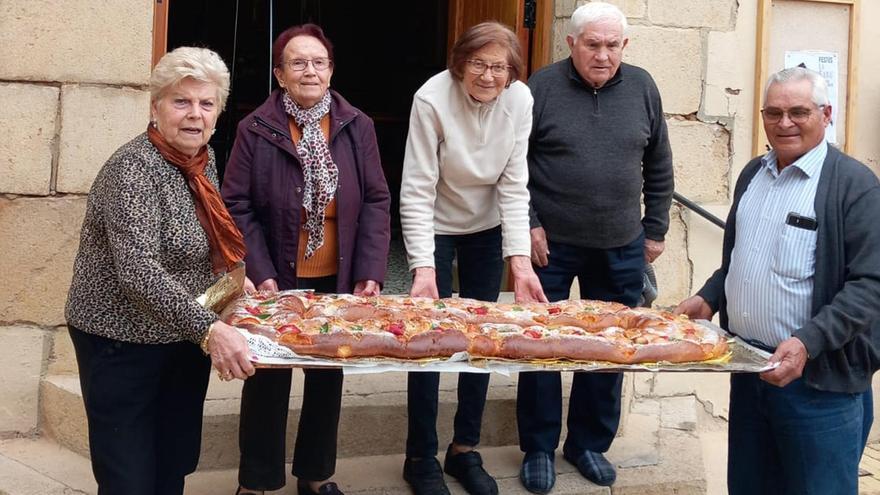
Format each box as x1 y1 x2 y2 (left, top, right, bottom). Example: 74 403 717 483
150 47 231 111
569 1 628 37
763 67 830 107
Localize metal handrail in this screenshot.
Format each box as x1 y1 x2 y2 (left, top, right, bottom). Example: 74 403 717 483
673 192 726 229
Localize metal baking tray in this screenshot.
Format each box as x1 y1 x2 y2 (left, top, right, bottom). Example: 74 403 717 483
240 321 775 375
200 275 775 375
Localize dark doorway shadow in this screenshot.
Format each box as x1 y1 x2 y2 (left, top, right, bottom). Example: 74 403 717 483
168 0 450 293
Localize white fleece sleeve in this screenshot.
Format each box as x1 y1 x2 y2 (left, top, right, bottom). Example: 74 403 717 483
400 96 441 271
496 91 533 259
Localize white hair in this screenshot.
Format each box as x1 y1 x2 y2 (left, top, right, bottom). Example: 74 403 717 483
150 46 231 111
569 1 628 37
763 66 830 107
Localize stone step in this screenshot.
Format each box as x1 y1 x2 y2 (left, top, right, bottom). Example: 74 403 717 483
42 370 577 470
3 402 707 495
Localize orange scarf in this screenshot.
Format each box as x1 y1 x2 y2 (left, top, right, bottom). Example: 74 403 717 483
147 125 246 274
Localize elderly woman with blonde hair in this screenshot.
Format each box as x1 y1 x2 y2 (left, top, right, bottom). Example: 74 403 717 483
65 46 254 495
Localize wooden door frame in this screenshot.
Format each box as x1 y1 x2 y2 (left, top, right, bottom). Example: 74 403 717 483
530 0 553 73
446 0 554 79
152 0 169 67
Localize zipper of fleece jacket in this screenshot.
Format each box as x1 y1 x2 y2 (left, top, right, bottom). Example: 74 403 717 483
478 104 490 145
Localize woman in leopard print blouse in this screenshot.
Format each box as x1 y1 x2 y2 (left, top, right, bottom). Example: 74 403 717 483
65 47 254 495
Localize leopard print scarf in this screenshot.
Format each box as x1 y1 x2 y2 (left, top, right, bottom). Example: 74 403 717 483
282 91 338 258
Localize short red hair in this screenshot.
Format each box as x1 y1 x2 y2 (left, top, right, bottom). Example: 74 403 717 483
272 23 334 68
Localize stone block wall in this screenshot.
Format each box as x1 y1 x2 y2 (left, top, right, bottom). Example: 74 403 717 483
0 0 152 84
0 0 152 435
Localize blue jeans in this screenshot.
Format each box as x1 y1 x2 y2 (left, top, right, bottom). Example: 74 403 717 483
728 373 864 495
517 233 644 454
406 226 503 458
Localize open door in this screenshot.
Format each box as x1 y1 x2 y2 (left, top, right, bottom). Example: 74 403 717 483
447 0 552 78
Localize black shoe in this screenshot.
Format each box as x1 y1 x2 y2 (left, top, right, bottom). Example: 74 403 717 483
519 451 556 494
403 457 451 495
235 487 264 495
443 445 498 495
297 479 345 495
564 449 616 486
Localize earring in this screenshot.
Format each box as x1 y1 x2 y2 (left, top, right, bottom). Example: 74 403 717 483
211 128 217 135
150 120 158 129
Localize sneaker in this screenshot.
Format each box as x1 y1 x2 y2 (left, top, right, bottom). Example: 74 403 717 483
564 449 616 486
519 451 555 494
442 445 498 495
403 457 451 495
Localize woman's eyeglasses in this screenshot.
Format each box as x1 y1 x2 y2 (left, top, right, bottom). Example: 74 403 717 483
465 59 511 77
280 58 332 71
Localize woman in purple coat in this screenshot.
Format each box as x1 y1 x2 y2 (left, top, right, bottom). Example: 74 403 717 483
222 23 391 495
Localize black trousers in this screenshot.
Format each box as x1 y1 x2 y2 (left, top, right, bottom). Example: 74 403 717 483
68 325 211 495
406 226 502 458
517 233 644 455
238 276 344 490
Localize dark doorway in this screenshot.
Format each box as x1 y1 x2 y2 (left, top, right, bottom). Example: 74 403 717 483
168 0 450 293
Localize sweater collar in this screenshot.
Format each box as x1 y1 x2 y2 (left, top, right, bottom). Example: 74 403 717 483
455 75 499 110
761 141 828 178
566 57 624 90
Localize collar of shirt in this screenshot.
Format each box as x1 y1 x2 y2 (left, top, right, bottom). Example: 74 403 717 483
567 57 624 90
760 141 828 179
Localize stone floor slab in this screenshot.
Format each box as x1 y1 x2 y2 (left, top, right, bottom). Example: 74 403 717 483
0 439 93 495
0 440 690 495
660 396 699 432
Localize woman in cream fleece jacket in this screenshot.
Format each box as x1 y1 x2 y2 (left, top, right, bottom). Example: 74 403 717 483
399 22 546 495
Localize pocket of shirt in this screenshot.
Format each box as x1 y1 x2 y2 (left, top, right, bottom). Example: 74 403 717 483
771 225 817 279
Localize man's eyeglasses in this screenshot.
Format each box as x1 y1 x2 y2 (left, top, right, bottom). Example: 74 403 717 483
465 59 511 77
761 105 825 124
280 58 332 72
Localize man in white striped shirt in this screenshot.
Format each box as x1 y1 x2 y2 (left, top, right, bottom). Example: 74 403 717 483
724 133 824 348
677 67 880 495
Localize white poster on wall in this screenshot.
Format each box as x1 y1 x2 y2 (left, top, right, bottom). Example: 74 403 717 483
784 50 839 143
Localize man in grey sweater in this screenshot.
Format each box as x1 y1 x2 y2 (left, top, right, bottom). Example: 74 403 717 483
517 3 674 493
676 67 879 495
